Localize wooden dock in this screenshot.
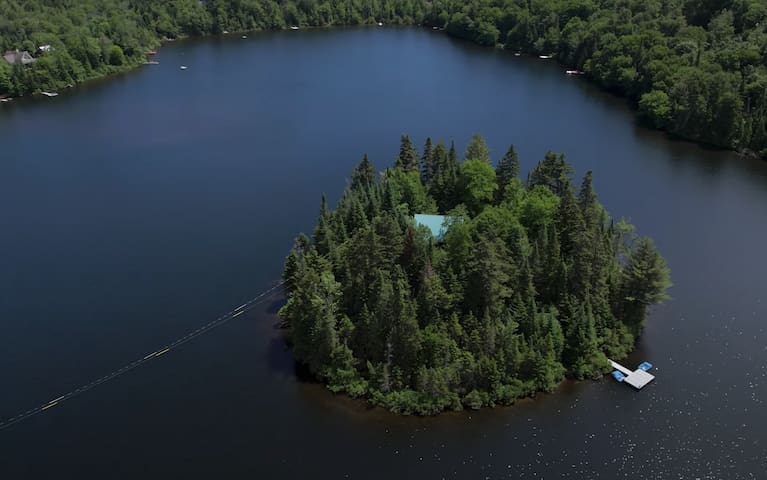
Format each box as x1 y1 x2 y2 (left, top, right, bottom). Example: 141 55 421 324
609 359 655 390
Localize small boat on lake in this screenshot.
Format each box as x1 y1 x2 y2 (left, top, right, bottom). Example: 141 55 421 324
290 26 299 30
378 22 384 26
180 65 188 70
539 54 554 59
566 70 585 75
144 61 159 65
242 35 247 39
514 52 521 56
41 92 59 97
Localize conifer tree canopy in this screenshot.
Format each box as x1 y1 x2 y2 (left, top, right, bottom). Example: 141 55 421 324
281 134 671 415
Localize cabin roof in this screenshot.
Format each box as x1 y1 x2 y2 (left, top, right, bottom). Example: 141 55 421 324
3 50 35 65
414 214 449 240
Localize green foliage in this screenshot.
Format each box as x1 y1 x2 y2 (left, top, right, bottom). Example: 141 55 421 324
520 186 560 234
639 90 672 128
529 151 574 197
616 237 672 336
464 133 491 163
440 0 767 156
351 154 376 191
2 0 765 156
281 134 671 415
385 168 437 215
0 0 425 97
108 45 126 66
395 135 419 173
429 141 461 211
459 158 497 215
495 144 520 203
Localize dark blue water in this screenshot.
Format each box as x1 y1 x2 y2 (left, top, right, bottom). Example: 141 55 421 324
1 27 766 479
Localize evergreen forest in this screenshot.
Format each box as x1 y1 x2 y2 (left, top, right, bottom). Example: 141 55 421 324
280 134 671 414
1 0 766 157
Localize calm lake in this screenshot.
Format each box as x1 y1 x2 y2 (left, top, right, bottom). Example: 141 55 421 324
1 27 766 479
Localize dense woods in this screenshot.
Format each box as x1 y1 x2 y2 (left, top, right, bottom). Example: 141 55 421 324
1 1 765 157
426 0 767 157
280 135 671 414
0 0 422 98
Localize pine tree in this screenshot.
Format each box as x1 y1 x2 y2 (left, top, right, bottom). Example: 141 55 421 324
573 170 613 320
528 151 573 197
314 308 341 376
428 141 452 211
416 263 450 326
351 154 376 190
555 183 585 260
313 195 335 256
439 140 461 210
420 137 434 185
465 235 514 317
344 195 369 233
617 237 672 335
279 254 343 376
464 133 491 163
294 233 311 254
283 250 301 293
562 303 607 378
370 270 396 363
390 270 422 377
395 134 419 173
353 303 376 363
578 171 598 218
495 144 520 202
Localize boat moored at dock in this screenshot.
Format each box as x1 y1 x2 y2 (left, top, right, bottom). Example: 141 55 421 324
609 359 655 390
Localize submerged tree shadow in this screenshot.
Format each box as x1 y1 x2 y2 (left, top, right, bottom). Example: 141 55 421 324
267 297 285 315
265 333 317 383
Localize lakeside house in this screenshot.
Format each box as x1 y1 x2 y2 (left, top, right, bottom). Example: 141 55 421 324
414 214 450 241
3 50 36 66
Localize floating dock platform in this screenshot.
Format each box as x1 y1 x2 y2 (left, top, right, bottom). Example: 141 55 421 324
608 359 655 390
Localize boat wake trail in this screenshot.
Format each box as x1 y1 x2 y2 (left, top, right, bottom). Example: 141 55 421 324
0 280 285 431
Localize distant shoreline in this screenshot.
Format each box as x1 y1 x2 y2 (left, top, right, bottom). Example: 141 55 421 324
2 24 763 161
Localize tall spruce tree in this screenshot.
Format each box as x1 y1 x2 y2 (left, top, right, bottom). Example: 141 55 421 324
529 151 573 197
562 303 607 379
313 194 335 256
555 183 585 261
495 144 520 202
420 137 434 185
618 237 672 335
465 133 491 163
430 140 461 212
351 154 376 190
395 135 419 173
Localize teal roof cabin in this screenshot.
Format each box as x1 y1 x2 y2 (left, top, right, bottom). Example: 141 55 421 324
414 214 449 240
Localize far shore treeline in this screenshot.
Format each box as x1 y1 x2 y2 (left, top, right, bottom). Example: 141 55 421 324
280 134 671 414
0 0 766 158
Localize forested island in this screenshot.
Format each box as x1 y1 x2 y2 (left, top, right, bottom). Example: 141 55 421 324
280 135 671 414
1 0 765 158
